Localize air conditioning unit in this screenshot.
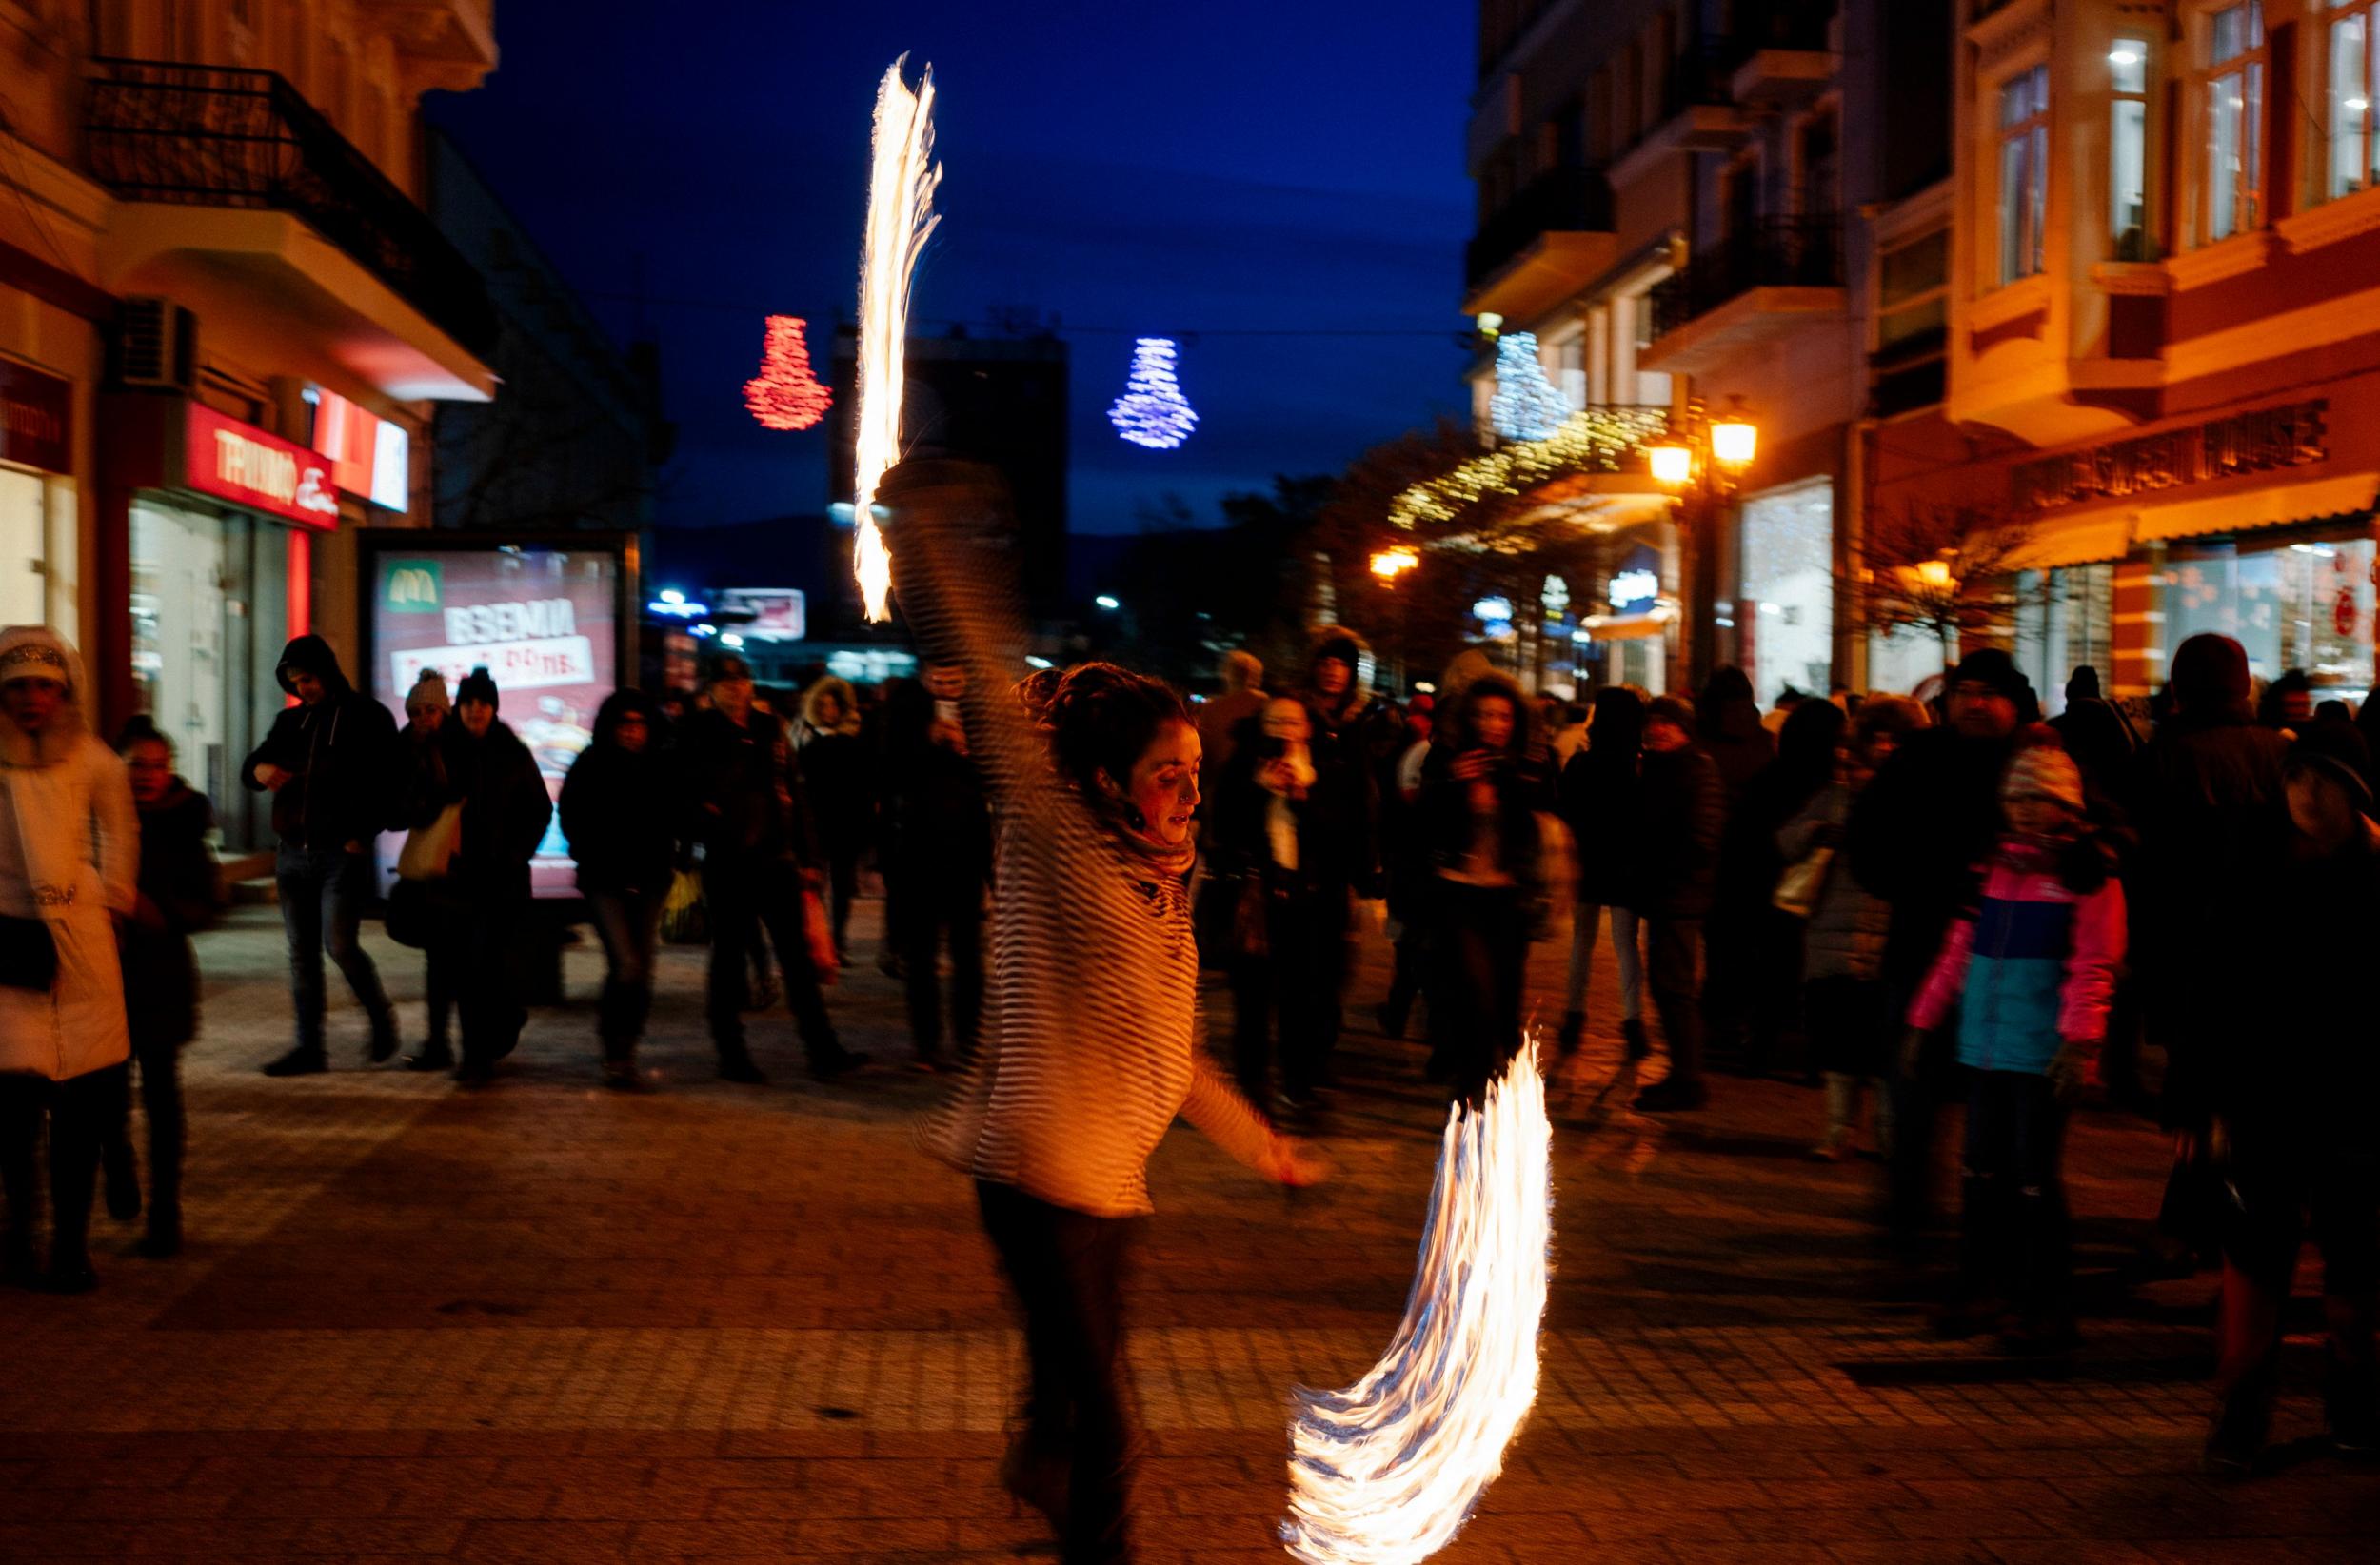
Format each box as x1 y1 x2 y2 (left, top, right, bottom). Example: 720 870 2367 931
111 298 198 390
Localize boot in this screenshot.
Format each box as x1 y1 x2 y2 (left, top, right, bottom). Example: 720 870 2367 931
1620 1019 1651 1062
405 1038 456 1073
103 1139 142 1222
1555 1011 1585 1060
807 1047 874 1084
1811 1074 1857 1160
716 1045 768 1086
365 1016 400 1065
2205 1363 2275 1476
998 1430 1069 1535
261 1043 327 1078
602 1058 644 1092
2326 1356 2380 1456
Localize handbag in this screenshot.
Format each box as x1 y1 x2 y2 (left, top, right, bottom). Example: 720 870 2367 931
397 802 463 881
661 866 708 945
1772 843 1835 921
0 913 56 992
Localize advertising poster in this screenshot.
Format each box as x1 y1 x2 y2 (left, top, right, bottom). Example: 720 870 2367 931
367 542 625 898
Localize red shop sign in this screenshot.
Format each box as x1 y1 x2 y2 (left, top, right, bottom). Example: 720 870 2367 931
182 403 339 529
0 359 71 476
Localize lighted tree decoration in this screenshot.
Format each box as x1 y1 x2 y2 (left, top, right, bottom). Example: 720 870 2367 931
743 315 834 431
1489 331 1571 443
1108 337 1199 449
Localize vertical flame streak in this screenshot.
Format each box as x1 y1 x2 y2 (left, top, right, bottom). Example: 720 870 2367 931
1280 1043 1553 1565
854 55 942 623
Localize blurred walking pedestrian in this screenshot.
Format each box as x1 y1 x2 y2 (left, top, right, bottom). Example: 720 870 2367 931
882 668 990 1072
1715 696 1847 1077
1373 692 1435 1040
1556 687 1647 1063
395 671 458 1072
1849 648 2026 1242
1297 626 1384 1081
0 628 136 1292
561 690 676 1088
1630 695 1724 1113
109 718 221 1258
1212 696 1334 1119
2205 723 2380 1473
1695 665 1775 1066
680 653 863 1085
887 461 1323 1565
1195 649 1265 798
1782 695 1922 1159
243 635 400 1075
1905 741 2124 1353
794 675 871 963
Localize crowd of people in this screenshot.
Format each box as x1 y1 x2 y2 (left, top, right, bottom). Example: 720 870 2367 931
1 469 2374 1553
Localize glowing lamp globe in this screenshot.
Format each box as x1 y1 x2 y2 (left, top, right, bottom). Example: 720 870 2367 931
1711 415 1758 468
1649 444 1694 487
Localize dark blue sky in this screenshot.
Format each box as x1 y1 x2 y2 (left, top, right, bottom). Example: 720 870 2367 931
427 0 1476 534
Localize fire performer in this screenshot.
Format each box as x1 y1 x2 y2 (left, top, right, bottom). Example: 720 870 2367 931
886 460 1326 1563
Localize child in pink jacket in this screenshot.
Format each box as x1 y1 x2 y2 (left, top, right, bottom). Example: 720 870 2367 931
1906 740 2126 1352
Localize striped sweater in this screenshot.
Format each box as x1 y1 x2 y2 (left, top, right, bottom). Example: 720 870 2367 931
886 462 1280 1218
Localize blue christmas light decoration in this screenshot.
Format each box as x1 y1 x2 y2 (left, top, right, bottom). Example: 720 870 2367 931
1107 337 1199 449
1489 331 1572 442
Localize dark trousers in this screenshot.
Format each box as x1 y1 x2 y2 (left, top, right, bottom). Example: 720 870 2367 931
1424 881 1528 1103
448 898 528 1070
1959 1068 2072 1317
1642 913 1705 1090
275 844 394 1052
977 1179 1140 1564
897 892 983 1065
0 1064 129 1272
704 862 840 1064
826 846 861 960
131 1036 184 1221
1806 974 1889 1078
1885 978 1947 1240
1230 887 1330 1109
2215 1135 2380 1398
588 890 664 1061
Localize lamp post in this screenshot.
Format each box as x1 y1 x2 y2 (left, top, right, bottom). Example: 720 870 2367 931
1647 394 1758 691
1369 545 1420 694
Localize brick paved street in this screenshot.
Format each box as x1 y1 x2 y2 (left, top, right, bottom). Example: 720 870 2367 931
1 897 2373 1563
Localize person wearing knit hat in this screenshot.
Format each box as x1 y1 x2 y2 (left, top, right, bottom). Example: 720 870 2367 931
1905 733 2126 1354
406 669 450 723
0 626 138 1291
455 666 500 716
395 671 457 1073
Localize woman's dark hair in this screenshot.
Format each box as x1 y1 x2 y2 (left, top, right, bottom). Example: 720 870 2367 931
1586 686 1645 758
1038 662 1191 795
115 713 172 760
1449 671 1530 754
1772 696 1849 803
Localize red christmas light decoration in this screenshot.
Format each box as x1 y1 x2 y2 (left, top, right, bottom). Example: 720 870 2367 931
743 315 833 431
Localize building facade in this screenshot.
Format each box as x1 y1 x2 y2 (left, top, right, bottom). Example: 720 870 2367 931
0 0 496 850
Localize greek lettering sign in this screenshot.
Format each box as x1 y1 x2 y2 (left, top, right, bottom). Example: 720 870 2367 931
2010 400 2329 513
0 360 70 475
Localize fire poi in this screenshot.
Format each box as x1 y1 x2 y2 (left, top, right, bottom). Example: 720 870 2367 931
1279 1041 1553 1564
853 55 942 623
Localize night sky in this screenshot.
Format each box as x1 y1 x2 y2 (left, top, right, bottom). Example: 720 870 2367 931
426 0 1476 536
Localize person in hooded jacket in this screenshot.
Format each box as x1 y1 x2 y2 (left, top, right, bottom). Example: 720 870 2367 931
881 669 991 1071
1556 687 1648 1061
395 670 460 1073
1630 695 1727 1113
2131 633 2291 1270
419 669 553 1085
0 627 136 1293
107 718 221 1258
1710 697 1847 1077
794 675 871 963
561 690 677 1088
242 635 401 1075
1296 626 1385 1081
1693 665 1777 1071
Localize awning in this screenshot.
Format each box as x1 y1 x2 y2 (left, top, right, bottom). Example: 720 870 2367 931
1579 612 1669 642
2130 471 2379 544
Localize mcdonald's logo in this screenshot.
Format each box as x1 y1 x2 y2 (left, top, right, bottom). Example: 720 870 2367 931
384 561 442 612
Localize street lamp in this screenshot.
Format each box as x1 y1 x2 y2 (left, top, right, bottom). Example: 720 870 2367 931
1370 545 1419 583
1094 594 1121 611
1650 394 1761 689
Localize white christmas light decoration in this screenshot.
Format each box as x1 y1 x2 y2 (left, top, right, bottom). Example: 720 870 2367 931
1107 337 1199 449
1489 332 1571 442
1389 406 1674 536
853 54 942 623
1280 1040 1553 1565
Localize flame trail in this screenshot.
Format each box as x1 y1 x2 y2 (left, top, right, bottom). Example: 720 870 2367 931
853 55 942 622
1280 1042 1553 1565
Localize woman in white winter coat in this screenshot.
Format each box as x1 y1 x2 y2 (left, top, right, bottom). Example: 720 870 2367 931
0 626 137 1292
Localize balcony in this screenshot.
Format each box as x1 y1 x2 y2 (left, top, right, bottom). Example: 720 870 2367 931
1641 216 1846 374
1463 166 1616 319
1728 3 1837 107
86 57 497 400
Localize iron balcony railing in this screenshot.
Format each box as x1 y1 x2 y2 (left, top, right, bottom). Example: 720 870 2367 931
1648 216 1845 341
1466 165 1615 289
86 57 498 359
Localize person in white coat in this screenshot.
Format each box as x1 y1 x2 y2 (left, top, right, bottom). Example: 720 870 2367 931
0 626 137 1293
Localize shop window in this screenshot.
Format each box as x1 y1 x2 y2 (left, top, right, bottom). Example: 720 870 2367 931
2013 565 2117 714
1997 64 2051 284
2325 0 2379 200
2110 37 2153 258
2198 2 2265 244
1738 480 1835 708
2162 535 2375 708
1868 625 1949 699
0 470 46 626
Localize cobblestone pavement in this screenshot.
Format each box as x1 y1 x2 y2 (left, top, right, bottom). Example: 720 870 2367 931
1 896 2374 1563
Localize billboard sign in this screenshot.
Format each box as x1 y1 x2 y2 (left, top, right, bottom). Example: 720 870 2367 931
363 538 629 899
308 387 409 510
182 403 341 528
718 586 806 641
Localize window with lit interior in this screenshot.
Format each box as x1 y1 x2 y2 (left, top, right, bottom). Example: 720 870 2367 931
1998 64 2050 284
2110 37 2152 257
2199 1 2265 243
2327 0 2380 198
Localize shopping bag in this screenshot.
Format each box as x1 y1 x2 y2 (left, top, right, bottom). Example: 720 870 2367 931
661 867 707 945
1772 844 1835 921
396 803 463 881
